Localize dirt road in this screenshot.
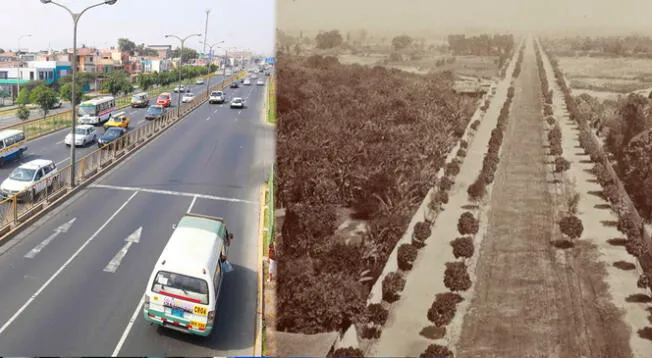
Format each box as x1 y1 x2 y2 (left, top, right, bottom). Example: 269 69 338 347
455 37 633 358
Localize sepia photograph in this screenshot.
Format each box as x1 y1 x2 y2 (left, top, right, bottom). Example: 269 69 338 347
271 0 652 357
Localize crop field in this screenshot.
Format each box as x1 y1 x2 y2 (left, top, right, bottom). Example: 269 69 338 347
557 56 652 95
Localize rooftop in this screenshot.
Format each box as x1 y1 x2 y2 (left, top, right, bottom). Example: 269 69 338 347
20 159 54 170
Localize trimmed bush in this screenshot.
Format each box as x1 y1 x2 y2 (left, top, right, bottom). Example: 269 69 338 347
548 125 562 142
367 303 389 325
439 177 454 192
593 163 612 187
602 184 620 204
444 261 472 292
433 190 449 205
480 168 495 184
420 344 454 358
450 236 475 259
397 243 418 270
458 211 479 236
625 237 645 258
467 178 486 201
456 148 467 158
550 143 563 156
554 157 571 173
360 324 381 339
637 273 651 289
445 161 461 177
414 221 432 241
470 120 481 130
546 116 556 126
460 139 468 149
559 215 583 240
331 347 364 358
617 213 639 238
382 272 406 303
427 292 463 327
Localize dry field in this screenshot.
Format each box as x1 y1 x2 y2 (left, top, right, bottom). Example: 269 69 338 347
337 53 499 78
558 56 652 96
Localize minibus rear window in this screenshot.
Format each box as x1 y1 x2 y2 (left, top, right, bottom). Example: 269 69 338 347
152 270 209 305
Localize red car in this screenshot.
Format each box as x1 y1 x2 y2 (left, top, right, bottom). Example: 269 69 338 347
156 92 171 107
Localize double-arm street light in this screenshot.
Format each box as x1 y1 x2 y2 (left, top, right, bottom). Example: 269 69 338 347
165 33 202 117
202 40 224 94
16 34 32 100
41 0 118 188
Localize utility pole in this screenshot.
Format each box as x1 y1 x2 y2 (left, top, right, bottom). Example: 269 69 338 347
203 9 211 56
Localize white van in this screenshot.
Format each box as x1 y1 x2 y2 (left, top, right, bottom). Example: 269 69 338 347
0 129 27 166
143 213 233 337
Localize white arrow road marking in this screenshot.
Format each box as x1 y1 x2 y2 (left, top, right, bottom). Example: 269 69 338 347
103 227 142 273
25 217 77 259
0 191 138 336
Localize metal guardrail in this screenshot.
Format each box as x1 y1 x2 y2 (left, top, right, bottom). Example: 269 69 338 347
0 73 222 142
0 70 247 236
266 166 275 246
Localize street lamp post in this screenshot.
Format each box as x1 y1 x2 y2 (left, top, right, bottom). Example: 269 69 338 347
202 41 224 94
219 48 230 89
16 34 32 101
165 33 202 117
41 0 118 188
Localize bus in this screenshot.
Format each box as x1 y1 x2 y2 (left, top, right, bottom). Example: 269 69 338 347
78 96 116 125
0 129 27 166
143 213 234 336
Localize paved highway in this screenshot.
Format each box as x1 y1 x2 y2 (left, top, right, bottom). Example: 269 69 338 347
0 75 274 356
0 73 242 181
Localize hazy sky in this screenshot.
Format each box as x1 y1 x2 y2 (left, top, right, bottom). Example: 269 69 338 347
278 0 652 36
1 0 275 55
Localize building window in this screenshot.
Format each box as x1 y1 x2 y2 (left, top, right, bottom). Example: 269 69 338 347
30 72 34 80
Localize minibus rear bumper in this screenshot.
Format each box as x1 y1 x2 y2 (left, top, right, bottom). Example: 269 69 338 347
143 309 212 337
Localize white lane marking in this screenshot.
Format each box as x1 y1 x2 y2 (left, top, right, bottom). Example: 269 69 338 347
206 117 211 121
24 217 77 259
89 183 256 204
103 227 142 273
111 294 145 357
187 195 197 213
55 140 64 145
0 191 139 336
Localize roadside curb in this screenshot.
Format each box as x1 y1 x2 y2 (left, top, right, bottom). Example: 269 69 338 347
253 184 267 357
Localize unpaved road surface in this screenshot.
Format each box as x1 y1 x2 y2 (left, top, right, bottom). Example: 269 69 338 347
455 37 633 358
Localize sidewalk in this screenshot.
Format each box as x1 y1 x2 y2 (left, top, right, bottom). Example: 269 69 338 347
368 49 518 357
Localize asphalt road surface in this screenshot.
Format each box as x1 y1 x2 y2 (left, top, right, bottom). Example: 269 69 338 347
0 73 244 181
0 77 274 356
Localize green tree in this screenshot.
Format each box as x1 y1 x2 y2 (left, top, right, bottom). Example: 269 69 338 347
0 88 9 105
101 70 133 96
29 85 58 119
16 88 31 105
16 106 30 121
118 38 136 55
59 82 84 105
172 47 199 62
136 74 153 91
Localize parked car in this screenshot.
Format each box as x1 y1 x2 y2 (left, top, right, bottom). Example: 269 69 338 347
145 105 166 120
0 159 58 201
98 127 127 149
243 78 251 85
64 124 97 147
209 91 225 104
156 93 172 107
173 85 185 93
104 112 131 129
196 78 205 85
230 97 245 109
230 82 239 88
50 98 63 109
256 79 265 86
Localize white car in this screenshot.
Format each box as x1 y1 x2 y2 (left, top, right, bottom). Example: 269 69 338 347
230 97 245 108
173 85 185 93
209 91 225 104
182 93 195 103
256 80 265 86
0 159 58 200
64 124 97 147
251 74 258 79
196 79 205 85
243 79 251 85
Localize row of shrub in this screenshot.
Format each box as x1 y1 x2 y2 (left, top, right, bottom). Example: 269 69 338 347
419 44 524 357
541 43 649 283
512 45 525 78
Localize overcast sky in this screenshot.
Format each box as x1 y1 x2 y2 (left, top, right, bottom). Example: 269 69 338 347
278 0 652 36
1 0 275 55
